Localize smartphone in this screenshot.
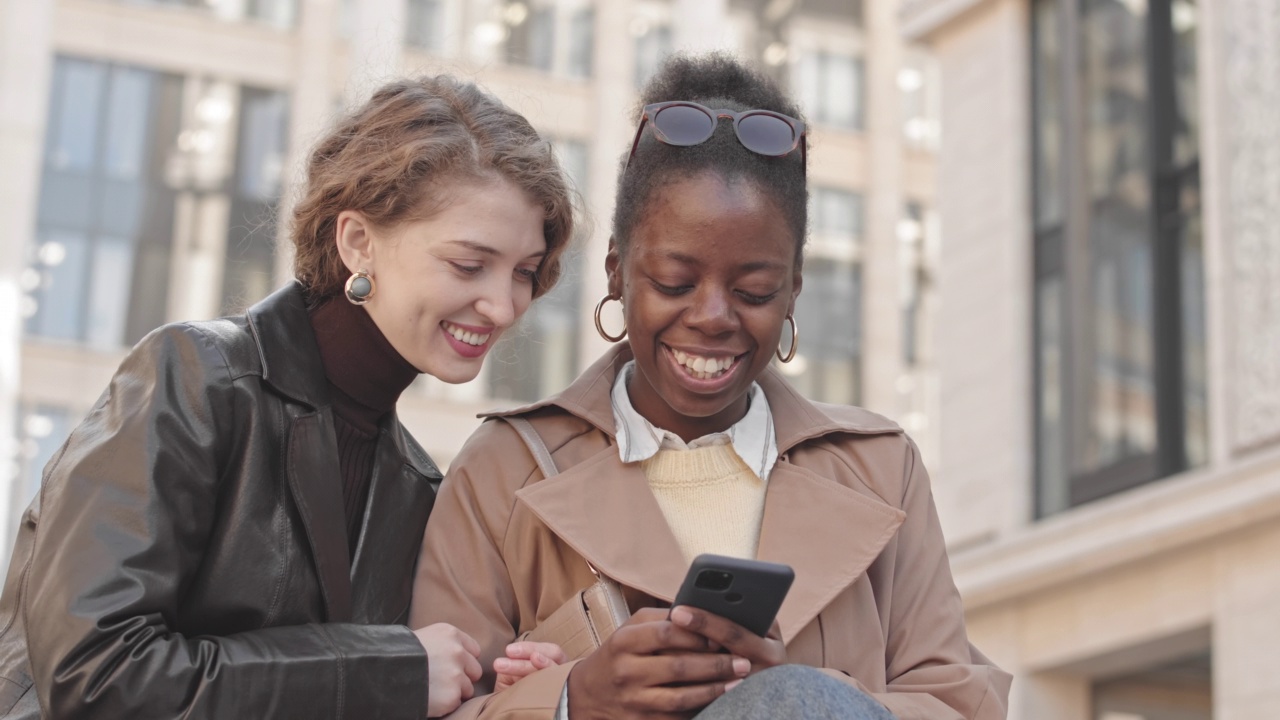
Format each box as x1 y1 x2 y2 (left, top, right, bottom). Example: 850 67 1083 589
671 554 795 637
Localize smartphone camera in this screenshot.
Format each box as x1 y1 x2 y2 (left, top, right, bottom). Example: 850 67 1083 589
694 569 734 592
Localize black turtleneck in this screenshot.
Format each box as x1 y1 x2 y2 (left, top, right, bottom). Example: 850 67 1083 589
308 297 419 556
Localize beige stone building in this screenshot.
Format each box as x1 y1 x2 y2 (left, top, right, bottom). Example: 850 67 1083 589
904 0 1280 717
0 0 940 586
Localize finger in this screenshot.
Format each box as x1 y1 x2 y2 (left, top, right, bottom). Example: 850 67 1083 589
494 673 517 691
458 629 482 658
618 620 720 655
503 642 534 660
669 607 780 665
530 652 555 669
459 676 476 702
633 681 729 714
464 652 484 683
494 658 538 677
527 641 567 664
630 652 750 686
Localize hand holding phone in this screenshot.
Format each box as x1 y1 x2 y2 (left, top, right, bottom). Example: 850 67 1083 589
671 554 795 637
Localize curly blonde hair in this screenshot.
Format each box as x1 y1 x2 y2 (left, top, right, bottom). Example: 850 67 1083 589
291 75 575 300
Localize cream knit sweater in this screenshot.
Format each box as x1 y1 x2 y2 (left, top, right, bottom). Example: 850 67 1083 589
641 442 766 562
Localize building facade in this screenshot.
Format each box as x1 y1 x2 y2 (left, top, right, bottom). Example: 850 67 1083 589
0 0 940 574
903 0 1280 717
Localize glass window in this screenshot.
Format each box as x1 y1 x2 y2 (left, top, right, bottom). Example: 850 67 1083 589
223 86 290 314
18 405 74 507
28 57 182 349
115 0 297 28
634 21 671 88
794 50 864 129
566 7 594 78
405 0 445 51
1092 652 1211 720
899 48 940 149
1032 0 1205 515
488 139 589 402
506 6 555 71
783 187 863 406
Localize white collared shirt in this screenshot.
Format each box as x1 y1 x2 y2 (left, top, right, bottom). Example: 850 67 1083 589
554 360 779 718
609 360 779 481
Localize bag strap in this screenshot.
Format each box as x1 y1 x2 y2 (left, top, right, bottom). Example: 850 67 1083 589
499 416 609 581
501 416 559 478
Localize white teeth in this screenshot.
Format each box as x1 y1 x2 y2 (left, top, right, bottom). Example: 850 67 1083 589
669 347 735 379
444 323 490 346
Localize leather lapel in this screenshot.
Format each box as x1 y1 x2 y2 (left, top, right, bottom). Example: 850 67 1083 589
515 446 688 602
349 429 438 623
757 462 905 644
285 410 354 622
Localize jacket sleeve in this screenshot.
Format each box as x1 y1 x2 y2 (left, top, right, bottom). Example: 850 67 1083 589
411 420 567 720
22 324 428 720
823 438 1012 720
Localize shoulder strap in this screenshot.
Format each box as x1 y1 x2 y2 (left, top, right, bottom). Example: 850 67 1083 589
500 416 559 478
500 417 616 586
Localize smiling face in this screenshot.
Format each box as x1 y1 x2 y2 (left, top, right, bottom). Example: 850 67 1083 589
336 176 546 384
610 170 802 441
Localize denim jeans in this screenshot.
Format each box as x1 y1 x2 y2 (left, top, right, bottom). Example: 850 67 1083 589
694 665 896 720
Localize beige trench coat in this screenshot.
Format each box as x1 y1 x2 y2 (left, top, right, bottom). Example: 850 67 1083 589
411 346 1011 720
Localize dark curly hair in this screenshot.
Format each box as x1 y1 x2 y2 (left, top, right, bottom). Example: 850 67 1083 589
291 75 575 301
612 53 808 264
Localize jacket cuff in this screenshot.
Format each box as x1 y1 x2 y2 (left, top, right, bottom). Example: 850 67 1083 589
320 623 427 719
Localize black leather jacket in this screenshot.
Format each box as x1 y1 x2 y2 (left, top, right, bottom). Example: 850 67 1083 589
0 283 440 719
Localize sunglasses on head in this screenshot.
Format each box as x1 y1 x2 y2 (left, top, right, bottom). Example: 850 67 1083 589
626 100 807 170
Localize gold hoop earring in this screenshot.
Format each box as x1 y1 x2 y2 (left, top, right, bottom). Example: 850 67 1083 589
776 314 798 363
345 269 375 305
594 295 627 342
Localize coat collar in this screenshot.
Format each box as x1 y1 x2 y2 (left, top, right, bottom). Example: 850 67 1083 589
492 344 907 643
254 282 441 621
246 282 438 479
246 281 331 410
485 343 903 454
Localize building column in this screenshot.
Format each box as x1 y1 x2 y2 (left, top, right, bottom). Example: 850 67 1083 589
927 0 1033 545
0 0 56 554
275 0 340 287
860 0 905 416
579 0 636 365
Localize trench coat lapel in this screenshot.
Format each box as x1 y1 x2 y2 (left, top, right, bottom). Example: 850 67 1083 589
756 462 905 644
754 364 908 644
349 421 441 623
246 284 356 623
285 409 354 622
514 446 688 602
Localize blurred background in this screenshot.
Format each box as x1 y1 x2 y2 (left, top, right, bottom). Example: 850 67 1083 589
0 0 1277 717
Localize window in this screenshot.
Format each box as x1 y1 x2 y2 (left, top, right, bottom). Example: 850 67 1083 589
634 21 672 89
221 87 289 314
114 0 297 28
17 405 74 507
899 47 941 149
899 203 933 368
487 140 589 402
29 57 182 348
1092 652 1211 720
505 5 555 71
1032 0 1205 516
784 187 863 406
794 50 864 129
405 0 445 51
566 7 594 78
501 1 594 78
